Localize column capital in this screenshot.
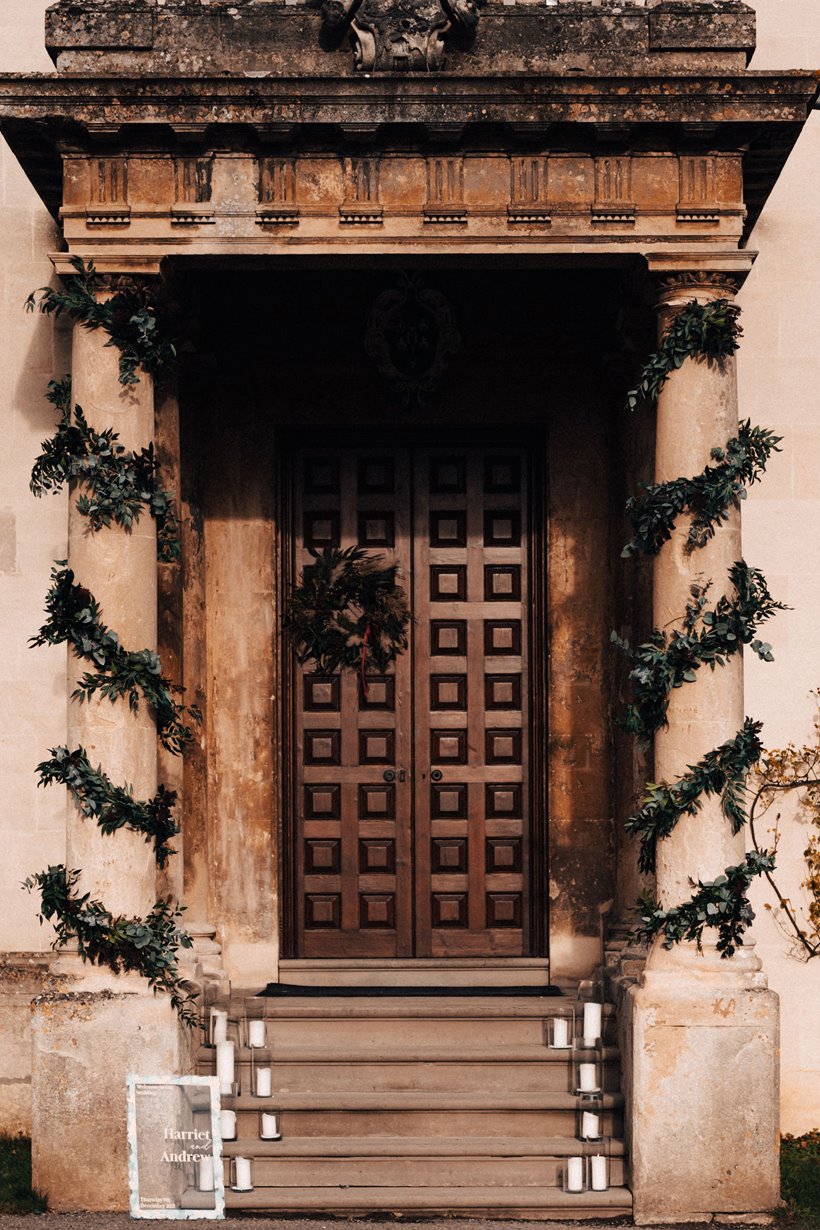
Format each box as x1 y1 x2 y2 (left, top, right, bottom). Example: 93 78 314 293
50 251 163 278
644 249 756 307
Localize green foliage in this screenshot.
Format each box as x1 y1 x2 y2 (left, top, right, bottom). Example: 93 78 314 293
0 1136 47 1215
612 562 786 739
626 718 763 875
285 545 411 676
37 746 179 868
25 256 175 386
633 850 776 958
781 1131 820 1229
625 297 743 412
30 564 199 755
623 421 780 558
24 865 196 1024
31 378 180 562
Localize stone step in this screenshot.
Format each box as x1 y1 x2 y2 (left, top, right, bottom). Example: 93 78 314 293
217 1149 626 1188
219 1135 626 1157
198 1045 621 1094
277 958 552 988
222 1183 633 1217
209 996 616 1049
220 1090 624 1137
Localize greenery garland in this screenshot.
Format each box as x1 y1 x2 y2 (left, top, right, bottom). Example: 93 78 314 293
625 718 763 875
616 295 786 956
612 562 785 740
285 545 410 676
622 421 780 559
24 866 196 1024
31 378 180 563
37 746 179 869
633 851 776 959
625 297 742 413
25 260 193 1020
31 564 199 756
26 256 176 386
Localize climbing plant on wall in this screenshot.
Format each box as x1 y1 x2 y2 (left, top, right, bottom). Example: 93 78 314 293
614 297 786 959
25 259 198 1023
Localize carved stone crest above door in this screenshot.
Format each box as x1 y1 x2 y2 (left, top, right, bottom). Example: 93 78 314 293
322 0 480 71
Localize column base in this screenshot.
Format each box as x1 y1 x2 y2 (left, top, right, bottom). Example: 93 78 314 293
627 943 780 1223
32 982 197 1212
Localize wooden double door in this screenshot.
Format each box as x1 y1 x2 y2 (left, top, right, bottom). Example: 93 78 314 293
288 442 543 959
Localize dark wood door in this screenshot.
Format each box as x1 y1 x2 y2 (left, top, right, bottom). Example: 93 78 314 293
290 444 533 959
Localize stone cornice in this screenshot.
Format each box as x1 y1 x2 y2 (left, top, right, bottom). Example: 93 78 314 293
0 71 815 128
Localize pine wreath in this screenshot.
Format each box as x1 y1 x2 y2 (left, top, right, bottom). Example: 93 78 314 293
284 545 410 677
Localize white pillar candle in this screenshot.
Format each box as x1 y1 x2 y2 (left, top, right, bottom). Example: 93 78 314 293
219 1109 237 1140
233 1156 252 1191
567 1156 584 1193
591 1155 608 1192
248 1019 266 1049
216 1040 235 1096
212 1009 228 1045
255 1066 272 1097
197 1156 215 1193
583 1002 603 1046
579 1062 598 1092
581 1110 600 1140
261 1112 279 1139
552 1017 569 1048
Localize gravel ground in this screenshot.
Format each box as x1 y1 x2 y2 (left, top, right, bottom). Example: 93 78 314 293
0 1217 773 1230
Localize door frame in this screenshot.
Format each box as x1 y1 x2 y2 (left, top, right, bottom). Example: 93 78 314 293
276 427 550 960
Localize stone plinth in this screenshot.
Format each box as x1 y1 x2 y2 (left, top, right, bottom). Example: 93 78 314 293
629 948 780 1223
31 984 195 1211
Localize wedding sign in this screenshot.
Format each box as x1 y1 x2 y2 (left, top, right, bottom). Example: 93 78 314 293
126 1075 224 1219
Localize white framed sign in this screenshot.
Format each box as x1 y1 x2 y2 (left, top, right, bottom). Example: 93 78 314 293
126 1075 225 1219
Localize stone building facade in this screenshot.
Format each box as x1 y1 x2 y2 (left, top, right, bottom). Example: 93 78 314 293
0 0 818 1218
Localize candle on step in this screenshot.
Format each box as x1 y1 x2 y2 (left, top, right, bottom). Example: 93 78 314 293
583 1002 602 1046
212 1009 228 1045
591 1155 608 1192
567 1156 584 1193
579 1062 598 1092
220 1109 237 1140
581 1111 600 1140
248 1019 266 1049
234 1156 252 1191
197 1156 215 1193
216 1040 235 1096
261 1112 280 1140
552 1017 569 1048
255 1066 272 1097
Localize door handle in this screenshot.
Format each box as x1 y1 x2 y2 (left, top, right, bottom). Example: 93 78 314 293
383 770 408 783
430 770 443 782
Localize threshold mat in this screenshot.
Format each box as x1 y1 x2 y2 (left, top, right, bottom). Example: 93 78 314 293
257 983 563 998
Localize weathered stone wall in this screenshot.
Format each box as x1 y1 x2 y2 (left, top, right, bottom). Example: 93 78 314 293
0 1 66 956
741 0 820 1138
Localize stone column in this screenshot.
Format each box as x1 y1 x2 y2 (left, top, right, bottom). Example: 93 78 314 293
627 268 780 1223
31 282 194 1212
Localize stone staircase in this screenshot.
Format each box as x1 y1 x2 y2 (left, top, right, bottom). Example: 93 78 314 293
198 992 632 1217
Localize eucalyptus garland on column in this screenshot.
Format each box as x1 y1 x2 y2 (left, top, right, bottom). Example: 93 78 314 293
25 259 198 1022
615 296 784 958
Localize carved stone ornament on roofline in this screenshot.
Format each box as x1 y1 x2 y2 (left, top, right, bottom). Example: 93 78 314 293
322 0 481 72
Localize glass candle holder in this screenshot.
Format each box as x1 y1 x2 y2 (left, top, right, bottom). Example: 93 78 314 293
260 1110 282 1140
573 1054 601 1096
230 1157 253 1192
547 1009 575 1050
562 1155 588 1194
579 1001 604 1048
589 1152 609 1192
576 1095 604 1142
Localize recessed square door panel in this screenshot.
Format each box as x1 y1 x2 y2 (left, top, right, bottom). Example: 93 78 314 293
292 443 535 960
